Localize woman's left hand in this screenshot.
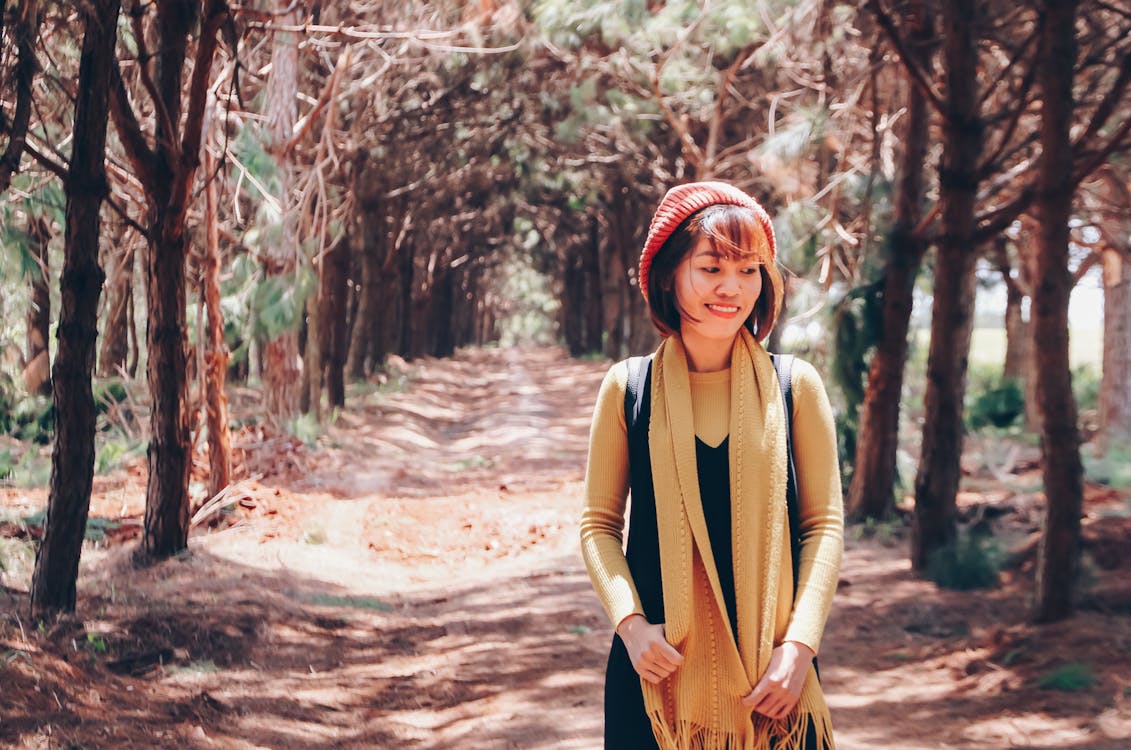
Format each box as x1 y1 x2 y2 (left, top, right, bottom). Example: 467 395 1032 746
741 641 815 720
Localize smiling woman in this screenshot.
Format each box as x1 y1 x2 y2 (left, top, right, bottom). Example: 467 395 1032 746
580 182 844 750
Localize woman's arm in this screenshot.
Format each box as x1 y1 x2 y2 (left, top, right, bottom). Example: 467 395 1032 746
781 358 845 654
580 362 646 628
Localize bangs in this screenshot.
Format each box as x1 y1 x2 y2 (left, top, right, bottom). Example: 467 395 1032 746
688 204 771 263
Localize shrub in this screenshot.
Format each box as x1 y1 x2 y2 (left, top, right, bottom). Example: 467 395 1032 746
928 531 1001 591
966 377 1024 430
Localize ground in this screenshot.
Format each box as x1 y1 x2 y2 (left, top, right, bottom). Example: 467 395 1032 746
1 346 1129 749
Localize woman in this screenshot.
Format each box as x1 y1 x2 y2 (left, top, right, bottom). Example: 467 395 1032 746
581 181 843 750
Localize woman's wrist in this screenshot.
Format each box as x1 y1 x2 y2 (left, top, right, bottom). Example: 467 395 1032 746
616 613 647 639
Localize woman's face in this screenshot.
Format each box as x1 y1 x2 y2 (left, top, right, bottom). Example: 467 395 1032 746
673 235 763 344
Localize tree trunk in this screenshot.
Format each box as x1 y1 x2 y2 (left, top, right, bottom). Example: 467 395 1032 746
300 285 322 418
262 3 302 424
29 0 118 618
97 224 135 377
1032 0 1084 623
322 233 349 408
1000 257 1029 382
201 144 230 500
912 0 981 571
398 237 416 358
24 215 51 396
346 230 378 378
582 212 604 354
848 0 932 521
1097 247 1131 453
105 0 228 560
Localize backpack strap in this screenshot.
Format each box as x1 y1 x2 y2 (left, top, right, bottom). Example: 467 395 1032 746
771 353 802 591
624 355 653 436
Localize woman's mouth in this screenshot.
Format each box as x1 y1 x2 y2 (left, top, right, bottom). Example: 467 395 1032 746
706 303 740 317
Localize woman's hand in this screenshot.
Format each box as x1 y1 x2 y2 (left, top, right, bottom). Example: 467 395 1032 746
741 641 814 719
617 614 684 684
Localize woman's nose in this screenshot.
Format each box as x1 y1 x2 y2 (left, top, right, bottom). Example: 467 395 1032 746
716 273 741 296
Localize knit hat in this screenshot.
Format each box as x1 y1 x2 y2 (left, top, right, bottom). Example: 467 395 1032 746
639 181 777 301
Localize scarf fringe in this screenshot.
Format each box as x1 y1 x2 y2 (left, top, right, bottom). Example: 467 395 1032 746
646 673 835 750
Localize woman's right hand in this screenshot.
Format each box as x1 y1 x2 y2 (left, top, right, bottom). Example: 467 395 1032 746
617 614 684 684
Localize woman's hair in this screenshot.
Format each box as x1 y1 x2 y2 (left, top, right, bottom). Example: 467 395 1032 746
645 204 784 339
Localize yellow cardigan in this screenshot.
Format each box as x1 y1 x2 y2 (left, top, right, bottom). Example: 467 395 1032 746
580 357 844 655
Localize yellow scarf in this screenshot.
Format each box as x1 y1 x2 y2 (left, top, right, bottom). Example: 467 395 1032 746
643 330 834 750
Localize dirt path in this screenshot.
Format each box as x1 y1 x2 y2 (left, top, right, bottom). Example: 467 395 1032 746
2 346 1130 749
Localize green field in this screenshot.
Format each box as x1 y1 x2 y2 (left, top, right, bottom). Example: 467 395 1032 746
916 327 1102 371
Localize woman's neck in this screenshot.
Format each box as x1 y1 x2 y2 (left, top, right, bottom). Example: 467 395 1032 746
680 331 735 373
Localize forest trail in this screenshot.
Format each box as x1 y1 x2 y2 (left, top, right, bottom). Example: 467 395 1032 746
3 346 1131 749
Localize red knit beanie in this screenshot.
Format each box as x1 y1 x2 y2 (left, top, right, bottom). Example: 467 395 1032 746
638 181 777 301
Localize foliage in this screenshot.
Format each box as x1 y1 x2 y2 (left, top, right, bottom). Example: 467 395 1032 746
1037 662 1097 692
966 376 1024 431
1082 446 1131 492
927 531 1002 591
1070 364 1100 414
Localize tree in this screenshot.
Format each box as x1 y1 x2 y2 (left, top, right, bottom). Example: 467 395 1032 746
109 0 229 559
29 0 120 617
1091 166 1131 453
1031 0 1085 624
848 0 933 521
23 214 51 395
910 0 983 569
261 1 302 425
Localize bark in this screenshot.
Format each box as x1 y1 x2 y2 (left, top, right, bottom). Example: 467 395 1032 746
202 145 230 500
23 215 51 396
345 158 382 377
996 242 1029 382
432 266 455 357
300 276 323 418
322 233 349 408
562 246 584 355
1032 0 1084 624
0 0 38 195
262 2 302 424
912 0 982 571
98 223 135 377
581 212 604 354
29 0 118 618
847 0 933 521
109 0 227 559
1098 246 1131 453
398 236 415 358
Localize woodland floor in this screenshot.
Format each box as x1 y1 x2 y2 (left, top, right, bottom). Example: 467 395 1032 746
1 346 1130 749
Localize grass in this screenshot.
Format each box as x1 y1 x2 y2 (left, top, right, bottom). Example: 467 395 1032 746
306 593 393 611
1037 662 1097 692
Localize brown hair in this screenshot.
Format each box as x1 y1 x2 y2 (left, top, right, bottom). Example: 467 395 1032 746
645 204 784 340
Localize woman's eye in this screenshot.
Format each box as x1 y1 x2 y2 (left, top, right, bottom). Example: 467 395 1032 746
700 266 720 273
742 267 759 275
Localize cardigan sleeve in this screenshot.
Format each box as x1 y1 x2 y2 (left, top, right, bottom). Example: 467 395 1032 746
781 358 845 654
579 361 646 629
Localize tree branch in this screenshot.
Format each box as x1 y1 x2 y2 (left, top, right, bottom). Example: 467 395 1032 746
973 184 1037 242
1072 48 1131 155
0 0 40 195
109 59 157 193
1074 112 1131 186
172 0 228 216
977 32 1042 180
865 0 946 119
22 140 70 183
127 0 179 158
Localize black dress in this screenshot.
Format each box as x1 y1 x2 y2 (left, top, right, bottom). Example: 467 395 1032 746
604 437 733 749
604 436 819 749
